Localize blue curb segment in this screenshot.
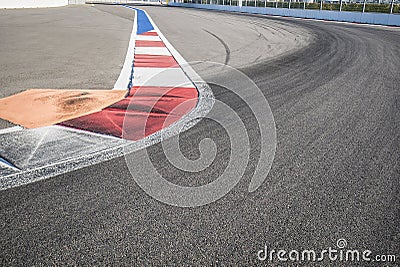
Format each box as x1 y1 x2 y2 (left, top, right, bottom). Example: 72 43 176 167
122 5 154 34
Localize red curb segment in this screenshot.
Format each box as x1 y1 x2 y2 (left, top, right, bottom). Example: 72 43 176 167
134 54 179 68
135 40 166 47
139 32 159 36
59 86 198 140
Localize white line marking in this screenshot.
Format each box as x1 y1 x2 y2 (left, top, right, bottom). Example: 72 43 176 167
136 35 161 41
0 126 22 134
113 9 137 90
135 46 172 56
133 67 192 87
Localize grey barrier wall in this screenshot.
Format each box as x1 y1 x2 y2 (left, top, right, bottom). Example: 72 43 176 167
0 0 68 8
169 2 400 26
69 0 86 4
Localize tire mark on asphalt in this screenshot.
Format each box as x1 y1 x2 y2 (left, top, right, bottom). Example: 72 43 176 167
203 29 231 65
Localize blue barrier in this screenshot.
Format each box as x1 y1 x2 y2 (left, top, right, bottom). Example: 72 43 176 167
169 3 400 26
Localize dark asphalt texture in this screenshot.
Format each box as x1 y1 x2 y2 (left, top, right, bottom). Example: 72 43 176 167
1 5 399 266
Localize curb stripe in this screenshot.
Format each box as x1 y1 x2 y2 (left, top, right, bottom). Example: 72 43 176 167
136 40 166 47
132 68 192 87
136 35 161 41
134 55 178 68
139 31 159 36
135 47 171 56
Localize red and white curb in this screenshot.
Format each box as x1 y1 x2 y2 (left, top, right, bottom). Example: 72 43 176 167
133 30 194 87
0 6 213 190
60 6 201 140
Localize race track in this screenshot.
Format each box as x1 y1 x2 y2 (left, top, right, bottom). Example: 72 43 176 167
0 5 399 265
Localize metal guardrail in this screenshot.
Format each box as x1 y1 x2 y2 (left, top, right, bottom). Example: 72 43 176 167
86 0 398 13
84 0 128 3
174 0 399 14
85 0 164 3
169 2 400 25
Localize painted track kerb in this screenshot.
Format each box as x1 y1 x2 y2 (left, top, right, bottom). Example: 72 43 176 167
122 5 206 83
0 6 213 190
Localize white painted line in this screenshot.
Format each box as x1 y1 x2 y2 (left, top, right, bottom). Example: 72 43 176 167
135 47 172 56
136 35 161 41
132 67 193 87
0 126 22 134
113 10 137 90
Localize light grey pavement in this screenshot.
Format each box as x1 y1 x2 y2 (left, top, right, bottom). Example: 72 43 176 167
0 4 399 265
145 5 313 67
0 4 134 128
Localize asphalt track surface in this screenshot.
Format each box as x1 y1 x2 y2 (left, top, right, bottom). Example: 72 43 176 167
1 4 399 265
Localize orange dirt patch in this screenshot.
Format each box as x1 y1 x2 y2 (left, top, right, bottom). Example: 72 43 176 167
0 89 127 128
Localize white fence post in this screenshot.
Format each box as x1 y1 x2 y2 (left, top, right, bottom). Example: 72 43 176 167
390 0 394 13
